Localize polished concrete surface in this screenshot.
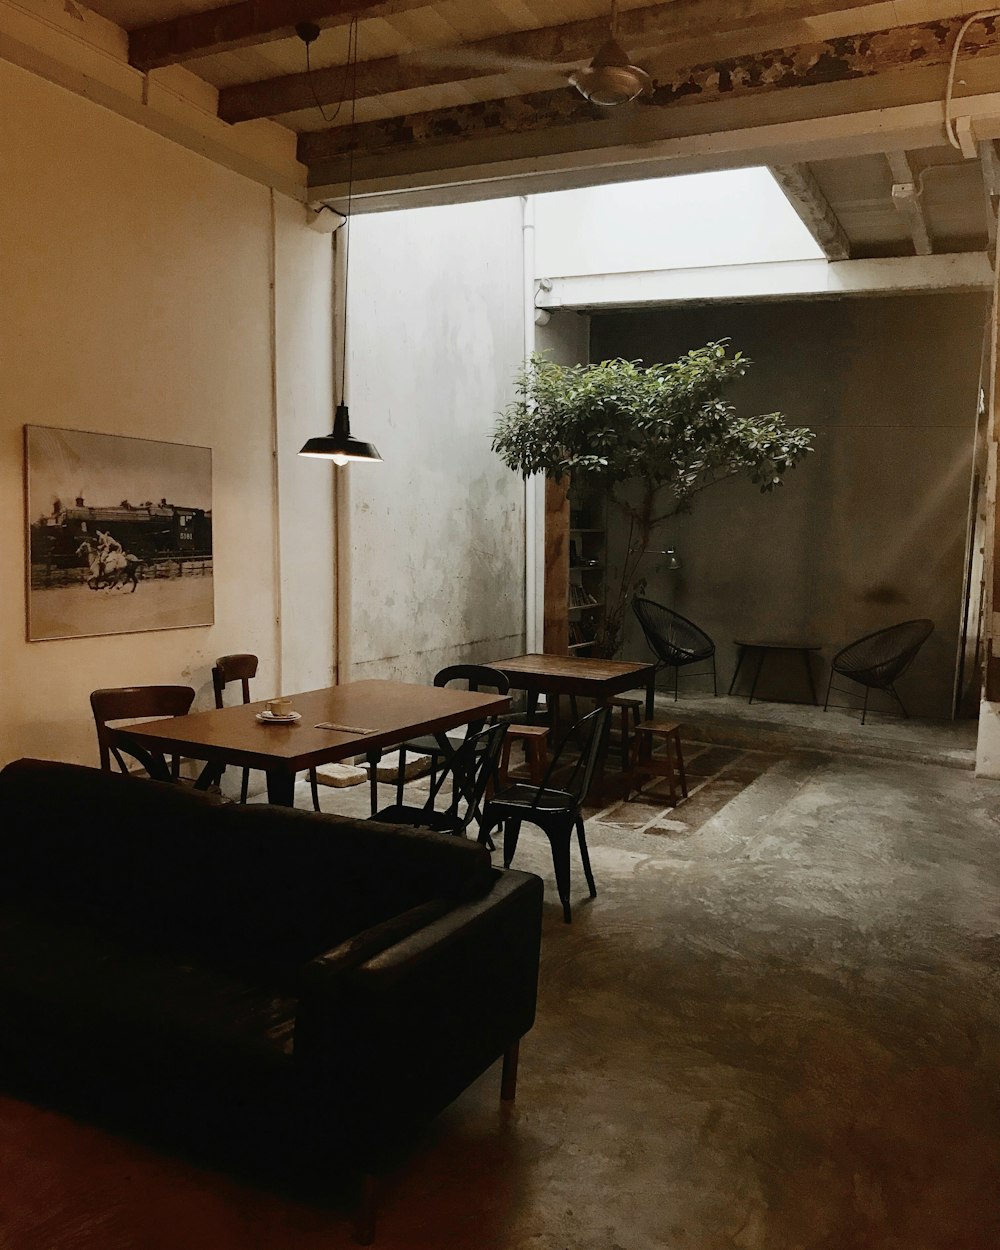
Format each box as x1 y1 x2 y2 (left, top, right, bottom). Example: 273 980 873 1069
2 740 999 1248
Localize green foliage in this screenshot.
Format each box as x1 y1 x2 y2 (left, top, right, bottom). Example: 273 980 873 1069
492 344 814 520
492 342 815 656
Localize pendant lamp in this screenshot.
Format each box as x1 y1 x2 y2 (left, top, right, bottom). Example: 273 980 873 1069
297 19 381 466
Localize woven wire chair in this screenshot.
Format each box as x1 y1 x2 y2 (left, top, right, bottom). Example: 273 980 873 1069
632 597 717 701
823 619 933 724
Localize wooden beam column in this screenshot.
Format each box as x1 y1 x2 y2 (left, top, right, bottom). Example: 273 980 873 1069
973 244 1000 771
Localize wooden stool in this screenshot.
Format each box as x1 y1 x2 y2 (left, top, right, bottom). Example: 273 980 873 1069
609 695 643 771
631 720 688 804
499 724 548 786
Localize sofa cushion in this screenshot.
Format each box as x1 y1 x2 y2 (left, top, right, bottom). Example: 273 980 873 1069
0 759 494 970
205 802 495 969
0 904 296 1078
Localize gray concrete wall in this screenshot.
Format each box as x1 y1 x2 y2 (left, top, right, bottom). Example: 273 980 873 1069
591 293 987 719
346 199 526 682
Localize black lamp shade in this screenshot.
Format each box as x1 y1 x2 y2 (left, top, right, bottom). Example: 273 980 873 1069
299 403 381 465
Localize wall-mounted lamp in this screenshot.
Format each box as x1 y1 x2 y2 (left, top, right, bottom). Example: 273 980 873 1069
633 547 682 570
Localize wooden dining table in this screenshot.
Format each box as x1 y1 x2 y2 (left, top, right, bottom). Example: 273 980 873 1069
489 653 658 722
108 679 510 807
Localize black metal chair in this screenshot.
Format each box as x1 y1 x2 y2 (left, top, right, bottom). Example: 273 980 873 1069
370 722 509 838
632 597 717 701
823 619 934 724
212 653 320 809
480 705 611 924
369 663 511 816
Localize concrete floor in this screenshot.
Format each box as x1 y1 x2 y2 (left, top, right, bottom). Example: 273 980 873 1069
2 733 999 1248
660 691 978 770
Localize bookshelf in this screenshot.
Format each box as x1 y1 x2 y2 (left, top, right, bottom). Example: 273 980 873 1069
543 477 607 655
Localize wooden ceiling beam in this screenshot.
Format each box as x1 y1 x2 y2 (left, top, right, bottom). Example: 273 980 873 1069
218 0 883 124
769 164 850 260
298 15 1000 169
128 0 433 72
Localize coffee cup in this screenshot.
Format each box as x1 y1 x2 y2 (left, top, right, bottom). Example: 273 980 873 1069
266 697 293 718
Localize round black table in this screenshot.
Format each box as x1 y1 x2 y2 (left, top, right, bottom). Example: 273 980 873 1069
728 640 822 705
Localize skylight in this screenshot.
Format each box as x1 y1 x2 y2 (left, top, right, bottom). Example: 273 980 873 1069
532 168 826 278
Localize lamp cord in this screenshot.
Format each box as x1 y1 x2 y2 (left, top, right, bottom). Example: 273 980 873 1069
304 38 350 126
339 16 359 406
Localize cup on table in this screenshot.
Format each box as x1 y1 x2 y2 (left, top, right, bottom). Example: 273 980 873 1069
265 697 294 717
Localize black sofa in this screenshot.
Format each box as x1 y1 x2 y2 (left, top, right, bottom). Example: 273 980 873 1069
0 759 544 1242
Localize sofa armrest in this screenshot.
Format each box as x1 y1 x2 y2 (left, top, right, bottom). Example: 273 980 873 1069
293 898 452 995
293 867 543 1167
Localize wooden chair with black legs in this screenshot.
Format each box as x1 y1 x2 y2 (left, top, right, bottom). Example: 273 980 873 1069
480 705 611 924
370 722 508 838
213 653 320 810
91 685 196 781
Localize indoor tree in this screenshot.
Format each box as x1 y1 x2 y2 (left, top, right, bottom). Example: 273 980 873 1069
492 343 815 656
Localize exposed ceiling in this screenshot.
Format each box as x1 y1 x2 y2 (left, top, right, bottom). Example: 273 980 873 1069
35 0 1000 253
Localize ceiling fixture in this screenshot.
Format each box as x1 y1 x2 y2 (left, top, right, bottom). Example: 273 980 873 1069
297 18 382 467
413 0 653 108
569 2 653 108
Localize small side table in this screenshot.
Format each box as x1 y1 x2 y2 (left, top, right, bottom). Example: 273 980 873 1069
728 640 821 705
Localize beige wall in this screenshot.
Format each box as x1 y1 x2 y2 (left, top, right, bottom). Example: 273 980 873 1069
0 58 334 767
592 294 986 719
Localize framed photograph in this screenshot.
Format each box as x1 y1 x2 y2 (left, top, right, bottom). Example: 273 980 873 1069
25 425 213 642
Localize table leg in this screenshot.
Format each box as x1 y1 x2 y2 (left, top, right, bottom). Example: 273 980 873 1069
366 749 381 815
645 673 655 720
265 770 296 806
748 647 767 704
727 645 747 696
803 648 819 705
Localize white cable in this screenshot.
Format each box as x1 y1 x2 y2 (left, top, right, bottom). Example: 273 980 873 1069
945 10 1000 150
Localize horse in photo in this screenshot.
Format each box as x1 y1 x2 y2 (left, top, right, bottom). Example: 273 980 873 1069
76 537 144 592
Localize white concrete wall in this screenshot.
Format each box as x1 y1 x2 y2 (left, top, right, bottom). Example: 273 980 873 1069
0 58 334 766
533 169 823 279
346 199 526 682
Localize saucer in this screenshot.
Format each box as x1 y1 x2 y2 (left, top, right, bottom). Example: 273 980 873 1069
256 710 301 723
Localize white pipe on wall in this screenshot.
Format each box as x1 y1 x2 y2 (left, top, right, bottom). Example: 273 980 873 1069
332 225 352 683
268 189 284 694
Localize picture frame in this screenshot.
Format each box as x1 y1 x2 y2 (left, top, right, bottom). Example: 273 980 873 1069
24 425 214 642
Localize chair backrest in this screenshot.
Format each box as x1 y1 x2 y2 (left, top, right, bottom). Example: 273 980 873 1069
632 598 714 664
536 705 612 808
424 721 509 832
432 663 510 696
832 619 934 687
212 653 259 708
90 685 195 775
